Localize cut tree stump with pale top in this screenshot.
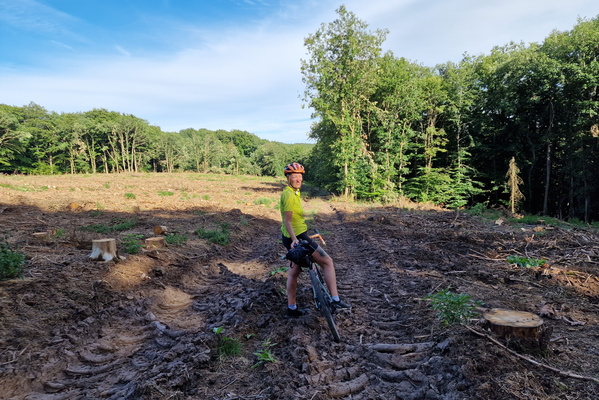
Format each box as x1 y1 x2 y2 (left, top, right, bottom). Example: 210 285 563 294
153 225 168 235
483 308 549 349
145 237 166 249
89 238 119 262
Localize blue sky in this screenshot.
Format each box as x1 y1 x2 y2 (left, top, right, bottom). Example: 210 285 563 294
1 0 597 143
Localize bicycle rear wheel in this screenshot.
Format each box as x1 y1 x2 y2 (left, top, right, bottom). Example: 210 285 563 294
309 269 341 342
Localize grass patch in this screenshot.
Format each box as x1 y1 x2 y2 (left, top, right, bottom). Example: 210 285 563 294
124 192 136 199
464 203 503 220
53 228 66 239
158 190 174 197
0 183 48 192
253 197 273 206
164 233 188 246
195 223 230 245
81 218 137 233
506 255 546 268
270 266 289 276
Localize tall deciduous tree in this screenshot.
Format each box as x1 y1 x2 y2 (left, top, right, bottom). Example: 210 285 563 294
438 58 483 208
301 5 387 199
0 105 29 171
370 55 424 199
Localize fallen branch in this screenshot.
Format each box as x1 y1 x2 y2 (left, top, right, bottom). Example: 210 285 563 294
0 346 29 366
464 325 599 384
468 250 503 262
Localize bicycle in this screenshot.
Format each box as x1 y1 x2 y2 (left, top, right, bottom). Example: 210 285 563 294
284 229 341 342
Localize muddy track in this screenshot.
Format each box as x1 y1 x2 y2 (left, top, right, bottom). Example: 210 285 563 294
2 174 599 399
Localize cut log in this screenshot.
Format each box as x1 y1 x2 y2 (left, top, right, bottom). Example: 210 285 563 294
89 238 119 262
153 225 168 235
483 308 548 349
32 232 52 241
145 237 166 249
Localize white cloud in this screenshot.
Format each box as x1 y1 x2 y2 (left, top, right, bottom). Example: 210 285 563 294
342 0 598 65
0 12 312 142
1 0 597 143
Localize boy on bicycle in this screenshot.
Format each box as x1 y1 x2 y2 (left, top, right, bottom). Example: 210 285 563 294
280 162 351 317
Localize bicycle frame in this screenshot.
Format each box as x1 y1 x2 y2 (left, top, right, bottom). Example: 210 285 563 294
305 230 340 342
306 257 340 342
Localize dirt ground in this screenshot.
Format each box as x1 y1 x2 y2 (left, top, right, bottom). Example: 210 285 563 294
1 173 598 400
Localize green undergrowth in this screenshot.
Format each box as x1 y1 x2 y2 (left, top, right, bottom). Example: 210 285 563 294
195 223 231 245
425 286 482 326
81 218 138 233
0 240 25 280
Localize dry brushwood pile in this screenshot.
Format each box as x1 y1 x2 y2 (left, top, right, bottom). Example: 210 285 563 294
1 173 598 400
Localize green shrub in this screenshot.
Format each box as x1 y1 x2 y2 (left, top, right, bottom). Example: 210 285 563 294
0 242 25 280
124 192 136 199
158 190 174 196
122 234 143 254
196 223 230 245
425 287 482 326
165 233 188 246
212 327 242 359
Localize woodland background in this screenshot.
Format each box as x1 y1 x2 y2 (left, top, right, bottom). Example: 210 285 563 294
1 7 598 221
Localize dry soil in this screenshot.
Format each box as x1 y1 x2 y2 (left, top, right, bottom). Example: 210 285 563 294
1 173 598 400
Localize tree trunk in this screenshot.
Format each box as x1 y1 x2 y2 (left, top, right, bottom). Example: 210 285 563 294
543 143 551 215
89 238 119 262
145 237 166 249
483 308 548 350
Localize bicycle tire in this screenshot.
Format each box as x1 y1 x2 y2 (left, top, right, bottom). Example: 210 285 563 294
309 269 341 342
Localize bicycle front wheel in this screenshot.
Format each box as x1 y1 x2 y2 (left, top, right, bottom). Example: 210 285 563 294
309 269 341 342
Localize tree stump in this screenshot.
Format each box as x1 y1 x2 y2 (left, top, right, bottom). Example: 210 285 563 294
145 237 166 249
483 308 548 350
89 238 119 262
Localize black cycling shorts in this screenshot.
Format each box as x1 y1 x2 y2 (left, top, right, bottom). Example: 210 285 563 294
282 231 318 253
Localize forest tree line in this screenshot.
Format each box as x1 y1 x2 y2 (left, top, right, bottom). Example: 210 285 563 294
1 7 598 221
0 105 312 178
302 7 599 221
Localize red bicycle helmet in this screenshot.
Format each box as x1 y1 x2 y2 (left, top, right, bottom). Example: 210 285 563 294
284 162 305 175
